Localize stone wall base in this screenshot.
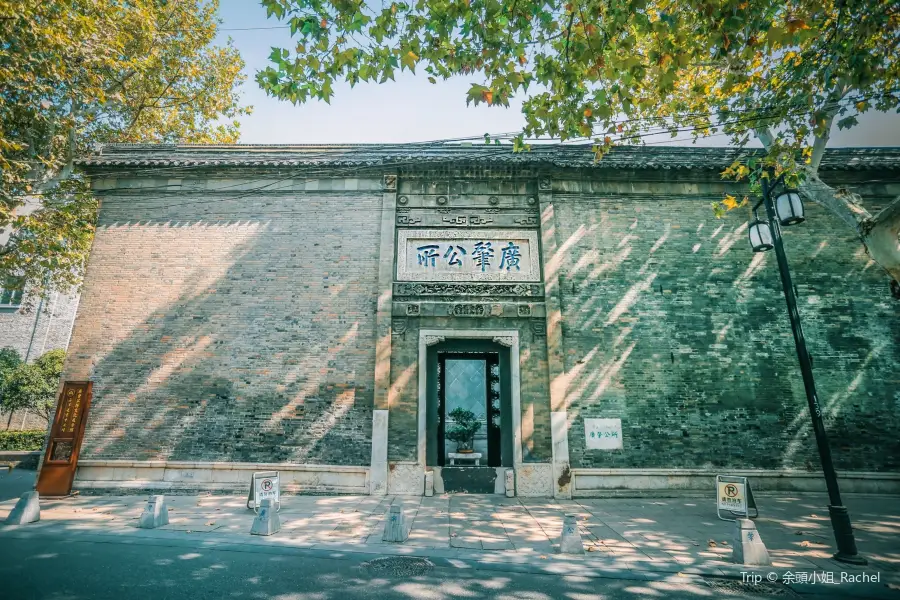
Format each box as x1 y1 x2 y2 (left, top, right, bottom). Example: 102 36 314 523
571 468 900 497
74 460 369 495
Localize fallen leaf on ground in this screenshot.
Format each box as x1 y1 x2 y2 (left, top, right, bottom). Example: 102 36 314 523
540 555 548 559
587 546 597 552
205 522 216 526
721 541 728 545
795 531 803 535
708 540 717 547
801 541 810 547
810 514 817 518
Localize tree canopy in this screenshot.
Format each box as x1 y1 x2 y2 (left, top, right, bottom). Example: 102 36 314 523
0 0 250 306
0 349 65 424
258 0 900 295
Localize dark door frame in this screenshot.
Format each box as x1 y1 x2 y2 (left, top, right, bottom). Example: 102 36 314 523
437 352 501 467
426 338 513 469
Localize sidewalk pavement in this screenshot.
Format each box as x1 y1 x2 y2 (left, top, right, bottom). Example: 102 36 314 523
1 474 898 597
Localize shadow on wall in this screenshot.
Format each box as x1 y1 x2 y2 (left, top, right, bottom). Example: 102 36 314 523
67 198 381 466
553 195 900 472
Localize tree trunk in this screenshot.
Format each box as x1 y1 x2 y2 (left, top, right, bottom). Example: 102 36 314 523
756 128 900 298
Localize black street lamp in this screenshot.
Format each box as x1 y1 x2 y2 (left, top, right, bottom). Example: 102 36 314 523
747 172 866 565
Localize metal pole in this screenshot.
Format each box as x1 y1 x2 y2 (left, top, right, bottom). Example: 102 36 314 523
761 177 866 565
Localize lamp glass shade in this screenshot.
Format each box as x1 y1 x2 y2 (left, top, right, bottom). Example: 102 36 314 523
748 219 774 252
775 190 805 225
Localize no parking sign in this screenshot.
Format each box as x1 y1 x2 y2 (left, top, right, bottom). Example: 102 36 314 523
247 471 280 512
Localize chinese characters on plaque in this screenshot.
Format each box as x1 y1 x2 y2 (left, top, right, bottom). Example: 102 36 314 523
584 418 624 450
397 229 540 282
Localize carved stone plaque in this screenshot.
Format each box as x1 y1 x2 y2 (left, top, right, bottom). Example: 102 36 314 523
397 229 540 282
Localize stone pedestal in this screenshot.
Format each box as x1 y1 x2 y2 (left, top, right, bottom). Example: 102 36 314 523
382 504 408 542
559 513 584 554
138 495 169 529
448 452 481 466
505 469 515 497
424 471 434 497
5 491 40 525
250 499 281 536
732 519 771 566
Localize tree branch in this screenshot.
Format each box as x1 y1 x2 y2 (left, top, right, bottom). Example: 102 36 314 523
798 168 872 233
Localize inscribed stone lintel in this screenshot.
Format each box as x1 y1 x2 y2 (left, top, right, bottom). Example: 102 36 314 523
397 229 541 282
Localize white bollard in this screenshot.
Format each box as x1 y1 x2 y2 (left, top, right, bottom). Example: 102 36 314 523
424 471 434 497
732 518 771 566
382 504 408 542
5 491 40 525
559 513 584 554
137 495 169 529
505 469 515 498
250 498 281 536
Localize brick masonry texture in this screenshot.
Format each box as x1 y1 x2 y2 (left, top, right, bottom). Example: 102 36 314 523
65 158 900 476
554 174 900 472
0 290 79 361
65 177 383 465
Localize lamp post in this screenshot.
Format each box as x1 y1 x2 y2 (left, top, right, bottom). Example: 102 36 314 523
747 173 866 564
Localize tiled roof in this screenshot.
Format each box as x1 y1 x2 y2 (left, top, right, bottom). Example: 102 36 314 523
76 143 900 171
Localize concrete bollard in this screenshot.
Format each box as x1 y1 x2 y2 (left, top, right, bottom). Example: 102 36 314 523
137 495 169 529
250 498 281 536
505 469 515 498
382 504 408 543
732 518 771 566
424 471 434 497
5 491 40 525
559 513 584 554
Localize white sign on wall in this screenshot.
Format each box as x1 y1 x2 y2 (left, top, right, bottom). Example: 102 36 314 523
397 229 541 282
584 418 623 450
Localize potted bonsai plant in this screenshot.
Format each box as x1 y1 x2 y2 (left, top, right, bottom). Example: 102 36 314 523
446 407 482 453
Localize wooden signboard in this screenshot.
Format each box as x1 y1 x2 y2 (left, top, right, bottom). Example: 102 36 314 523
36 381 93 496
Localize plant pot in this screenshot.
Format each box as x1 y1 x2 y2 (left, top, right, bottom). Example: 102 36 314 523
457 448 475 454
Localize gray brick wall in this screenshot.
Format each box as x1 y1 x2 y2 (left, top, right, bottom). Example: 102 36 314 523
65 176 383 465
555 174 900 472
0 290 78 360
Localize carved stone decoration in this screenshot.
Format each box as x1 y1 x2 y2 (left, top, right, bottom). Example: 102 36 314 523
538 177 552 191
488 196 500 206
396 206 410 214
384 174 397 191
391 318 408 336
518 304 532 317
397 195 409 205
450 304 486 316
485 208 500 214
513 216 539 226
397 215 422 225
394 283 544 297
405 303 420 316
531 319 547 337
424 335 446 346
436 196 448 205
492 336 515 347
436 207 452 214
527 196 538 205
490 304 503 316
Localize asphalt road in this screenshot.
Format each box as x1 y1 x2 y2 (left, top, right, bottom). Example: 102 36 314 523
0 534 863 600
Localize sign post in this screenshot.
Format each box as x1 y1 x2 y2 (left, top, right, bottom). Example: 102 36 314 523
247 471 280 512
716 475 758 521
36 381 93 496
